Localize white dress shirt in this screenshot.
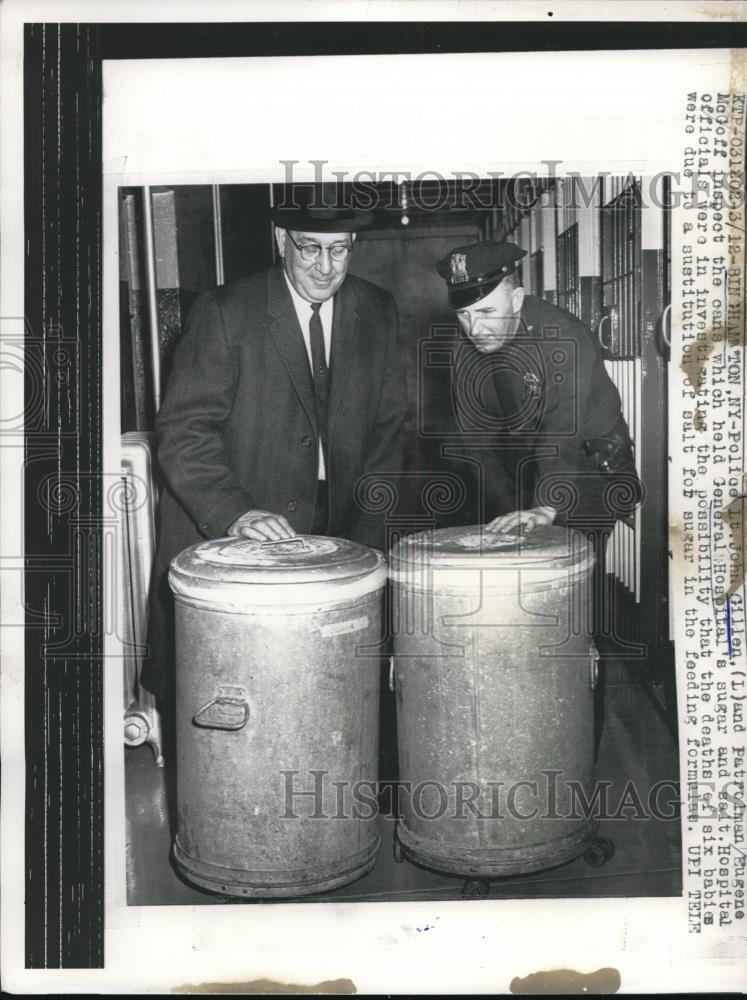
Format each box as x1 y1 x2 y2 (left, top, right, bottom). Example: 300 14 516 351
283 271 333 479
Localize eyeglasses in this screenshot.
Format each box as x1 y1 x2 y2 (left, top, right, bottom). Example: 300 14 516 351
286 231 353 263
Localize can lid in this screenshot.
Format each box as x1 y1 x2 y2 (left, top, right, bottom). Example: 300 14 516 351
388 524 594 588
170 535 386 610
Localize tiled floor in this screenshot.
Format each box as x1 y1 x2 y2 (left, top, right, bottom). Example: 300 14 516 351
125 657 681 905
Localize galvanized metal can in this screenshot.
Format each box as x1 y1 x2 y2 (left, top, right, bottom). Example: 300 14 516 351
170 534 386 897
388 524 598 877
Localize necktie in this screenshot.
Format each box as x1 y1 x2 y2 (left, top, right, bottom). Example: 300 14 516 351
309 302 329 449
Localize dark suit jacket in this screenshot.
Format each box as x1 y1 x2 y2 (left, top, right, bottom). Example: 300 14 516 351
455 295 640 528
141 264 408 698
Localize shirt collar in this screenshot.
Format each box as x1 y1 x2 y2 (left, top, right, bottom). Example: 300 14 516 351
283 268 334 320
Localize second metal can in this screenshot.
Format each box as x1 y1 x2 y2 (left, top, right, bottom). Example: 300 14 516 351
388 524 598 877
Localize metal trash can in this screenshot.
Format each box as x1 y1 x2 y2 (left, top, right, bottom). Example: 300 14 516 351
170 534 386 898
388 524 599 878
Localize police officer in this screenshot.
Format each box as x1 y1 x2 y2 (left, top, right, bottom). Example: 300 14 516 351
436 239 643 754
435 239 641 540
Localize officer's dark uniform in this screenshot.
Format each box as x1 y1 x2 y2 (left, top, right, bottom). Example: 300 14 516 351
467 293 639 531
437 240 642 632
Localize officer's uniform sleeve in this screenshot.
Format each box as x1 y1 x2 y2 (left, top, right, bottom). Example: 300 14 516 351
530 316 623 523
156 291 256 538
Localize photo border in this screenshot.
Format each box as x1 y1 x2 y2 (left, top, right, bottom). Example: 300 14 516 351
20 13 747 973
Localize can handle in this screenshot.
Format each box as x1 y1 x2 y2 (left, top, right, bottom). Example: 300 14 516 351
589 644 600 690
259 536 307 550
193 686 250 731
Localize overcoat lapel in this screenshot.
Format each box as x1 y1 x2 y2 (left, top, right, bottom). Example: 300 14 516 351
266 266 318 432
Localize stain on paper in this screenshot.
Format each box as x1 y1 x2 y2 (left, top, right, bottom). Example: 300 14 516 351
680 325 719 398
715 475 747 604
730 46 747 95
173 978 356 994
509 967 621 994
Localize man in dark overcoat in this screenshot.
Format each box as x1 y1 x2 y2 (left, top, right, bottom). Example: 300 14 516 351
141 203 408 699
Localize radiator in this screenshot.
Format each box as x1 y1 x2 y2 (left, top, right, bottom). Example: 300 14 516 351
121 431 164 766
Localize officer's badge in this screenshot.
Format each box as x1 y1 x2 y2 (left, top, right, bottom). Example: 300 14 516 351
450 253 469 284
521 371 541 402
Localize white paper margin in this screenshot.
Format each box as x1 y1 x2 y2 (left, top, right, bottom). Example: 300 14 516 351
2 1 747 993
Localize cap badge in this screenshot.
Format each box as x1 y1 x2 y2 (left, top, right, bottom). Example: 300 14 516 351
521 371 541 403
450 253 469 284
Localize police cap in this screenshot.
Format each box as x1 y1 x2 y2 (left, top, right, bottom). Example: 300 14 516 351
436 240 527 308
